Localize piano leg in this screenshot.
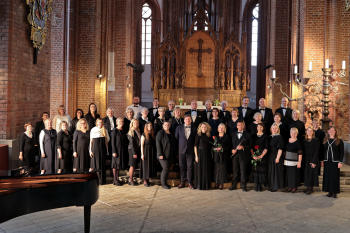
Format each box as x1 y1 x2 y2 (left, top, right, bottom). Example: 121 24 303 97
84 206 91 233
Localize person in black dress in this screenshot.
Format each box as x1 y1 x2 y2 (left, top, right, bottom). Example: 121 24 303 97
194 122 213 190
213 123 232 190
140 122 157 187
227 108 239 136
85 103 100 130
103 108 116 161
248 112 263 135
209 108 223 136
273 112 288 143
288 110 305 141
251 123 269 192
138 108 150 134
169 107 183 135
154 107 166 136
127 119 141 186
284 127 303 193
252 98 274 135
303 126 320 195
313 118 325 175
73 118 90 172
19 123 35 170
56 121 73 173
321 126 344 198
70 109 84 135
90 118 109 185
34 112 50 164
39 119 57 174
156 121 177 189
123 108 135 168
267 123 285 192
111 117 126 186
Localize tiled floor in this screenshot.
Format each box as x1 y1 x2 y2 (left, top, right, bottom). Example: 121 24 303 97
1 184 350 233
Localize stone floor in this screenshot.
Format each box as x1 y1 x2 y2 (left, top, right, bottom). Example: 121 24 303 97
1 184 350 233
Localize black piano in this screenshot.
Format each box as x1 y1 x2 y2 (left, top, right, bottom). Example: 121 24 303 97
0 169 99 233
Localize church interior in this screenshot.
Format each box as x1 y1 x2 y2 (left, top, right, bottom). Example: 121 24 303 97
2 0 350 232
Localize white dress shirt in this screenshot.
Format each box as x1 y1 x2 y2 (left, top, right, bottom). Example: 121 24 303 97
108 117 114 130
259 107 266 119
191 110 197 122
242 106 247 118
184 125 191 139
127 104 143 119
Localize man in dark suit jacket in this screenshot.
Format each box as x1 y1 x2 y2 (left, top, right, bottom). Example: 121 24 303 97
164 100 175 120
185 100 202 128
219 101 231 123
252 98 274 133
175 115 197 189
148 98 159 123
229 120 254 192
236 97 253 127
103 108 117 159
274 97 293 124
34 112 50 160
201 100 213 122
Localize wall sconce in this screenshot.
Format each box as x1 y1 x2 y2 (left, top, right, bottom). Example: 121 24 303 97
127 84 131 87
97 74 103 78
267 85 271 89
125 76 129 80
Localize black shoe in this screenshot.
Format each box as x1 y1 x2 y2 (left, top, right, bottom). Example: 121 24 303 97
333 193 337 198
115 180 123 186
129 179 137 186
242 187 248 192
326 193 332 197
270 189 276 192
258 184 262 192
254 184 258 192
162 185 170 189
228 185 237 191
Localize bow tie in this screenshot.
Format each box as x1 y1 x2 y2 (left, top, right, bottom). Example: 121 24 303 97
282 107 286 110
238 131 243 134
207 110 211 112
260 109 265 111
133 105 138 107
242 107 247 109
185 126 191 128
191 110 196 112
169 110 173 112
153 107 158 109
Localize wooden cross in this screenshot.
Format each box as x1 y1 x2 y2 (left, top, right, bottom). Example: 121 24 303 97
188 39 212 77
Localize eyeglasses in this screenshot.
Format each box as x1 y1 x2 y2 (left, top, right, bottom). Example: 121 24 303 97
81 123 86 125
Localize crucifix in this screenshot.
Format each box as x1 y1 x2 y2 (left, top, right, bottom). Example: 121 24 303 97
188 39 212 77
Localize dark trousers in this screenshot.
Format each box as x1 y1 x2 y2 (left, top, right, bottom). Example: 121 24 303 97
232 151 247 187
159 159 171 186
179 153 194 184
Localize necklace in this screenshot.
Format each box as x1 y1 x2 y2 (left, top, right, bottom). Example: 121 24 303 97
175 117 182 125
159 118 164 124
25 131 32 138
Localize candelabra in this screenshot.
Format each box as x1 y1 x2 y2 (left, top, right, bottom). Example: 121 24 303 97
270 60 348 131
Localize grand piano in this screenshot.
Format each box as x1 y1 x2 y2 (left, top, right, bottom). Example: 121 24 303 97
0 169 99 233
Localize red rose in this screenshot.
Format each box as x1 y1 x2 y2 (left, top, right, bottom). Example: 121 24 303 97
254 145 259 150
213 136 215 139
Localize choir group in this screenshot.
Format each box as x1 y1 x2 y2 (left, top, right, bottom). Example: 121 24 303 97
19 96 344 198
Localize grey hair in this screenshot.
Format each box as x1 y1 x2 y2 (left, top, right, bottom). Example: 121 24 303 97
116 117 124 121
253 112 263 120
205 100 212 105
168 100 175 105
141 107 149 113
221 101 228 106
125 108 134 115
106 107 115 115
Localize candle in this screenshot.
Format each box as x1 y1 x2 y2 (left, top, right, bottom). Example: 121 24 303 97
342 61 346 70
294 66 298 74
326 59 329 68
273 70 276 79
309 62 312 71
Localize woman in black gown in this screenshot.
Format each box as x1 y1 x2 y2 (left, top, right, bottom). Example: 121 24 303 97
303 126 320 195
251 123 269 192
56 121 73 173
209 108 223 136
140 122 157 187
156 121 177 189
70 109 84 135
273 112 288 143
85 103 100 130
90 118 109 185
194 122 213 190
248 112 263 135
111 117 126 186
138 108 149 134
123 108 134 168
227 108 239 136
73 118 90 172
288 110 305 141
284 127 303 193
267 123 285 192
19 123 35 170
321 126 344 198
313 118 325 175
213 123 231 190
154 107 166 136
127 119 141 186
39 119 57 174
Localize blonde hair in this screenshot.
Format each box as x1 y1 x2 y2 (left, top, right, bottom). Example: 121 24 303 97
253 112 263 120
290 127 299 134
158 107 166 112
270 123 280 134
312 118 321 124
95 118 106 137
58 105 66 114
44 119 52 129
197 122 211 137
218 123 226 133
128 119 140 137
77 118 89 131
305 126 315 141
59 121 68 130
292 110 300 116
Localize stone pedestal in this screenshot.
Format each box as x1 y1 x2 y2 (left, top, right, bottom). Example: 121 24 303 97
0 139 20 169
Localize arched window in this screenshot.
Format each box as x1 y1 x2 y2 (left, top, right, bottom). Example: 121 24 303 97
142 3 152 65
251 4 259 66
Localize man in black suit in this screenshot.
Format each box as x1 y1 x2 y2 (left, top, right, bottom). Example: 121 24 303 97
252 98 274 133
274 97 293 124
103 107 117 160
34 112 50 161
236 97 253 127
229 120 254 192
165 100 175 120
219 101 231 123
148 98 159 123
185 100 202 128
175 115 197 189
201 100 213 122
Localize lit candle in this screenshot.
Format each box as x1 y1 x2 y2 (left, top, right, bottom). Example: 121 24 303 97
325 59 329 68
309 62 312 71
342 61 346 70
273 70 276 79
294 66 298 74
